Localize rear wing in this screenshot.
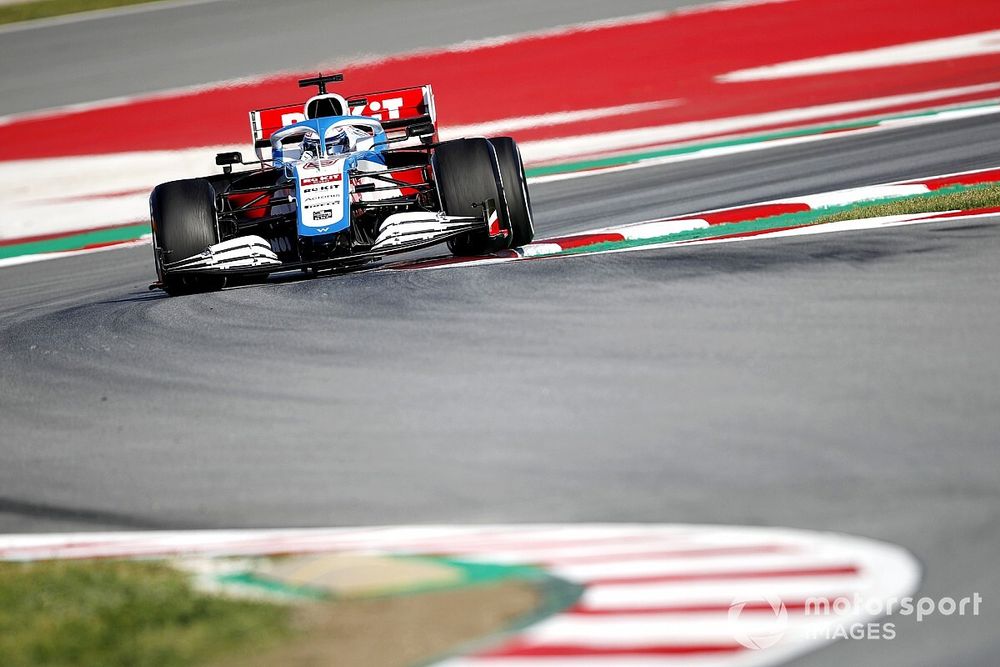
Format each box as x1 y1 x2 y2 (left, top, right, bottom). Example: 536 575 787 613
249 84 437 157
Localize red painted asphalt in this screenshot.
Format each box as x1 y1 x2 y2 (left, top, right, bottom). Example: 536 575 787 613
3 0 999 161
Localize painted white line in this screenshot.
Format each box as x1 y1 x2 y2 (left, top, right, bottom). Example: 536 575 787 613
581 578 863 609
550 553 858 581
335 528 680 554
525 132 858 185
520 243 565 257
518 614 835 645
526 101 1000 186
0 78 269 128
0 236 150 269
903 164 1000 182
718 29 1000 83
438 540 779 566
616 219 710 240
878 103 1000 127
518 83 1000 163
440 101 678 139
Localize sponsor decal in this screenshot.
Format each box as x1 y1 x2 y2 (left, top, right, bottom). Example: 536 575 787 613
300 159 340 171
301 174 343 186
350 96 405 120
348 87 428 122
303 194 342 209
312 209 333 221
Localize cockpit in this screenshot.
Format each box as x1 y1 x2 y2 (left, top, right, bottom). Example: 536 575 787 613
301 125 376 158
269 118 384 165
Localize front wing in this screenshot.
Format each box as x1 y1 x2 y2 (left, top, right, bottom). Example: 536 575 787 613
160 215 485 277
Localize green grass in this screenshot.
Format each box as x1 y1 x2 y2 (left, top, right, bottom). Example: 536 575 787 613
0 0 162 24
806 181 1000 225
0 559 292 667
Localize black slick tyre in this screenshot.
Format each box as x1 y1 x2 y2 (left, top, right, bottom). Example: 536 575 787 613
433 138 510 256
488 136 534 247
150 178 226 296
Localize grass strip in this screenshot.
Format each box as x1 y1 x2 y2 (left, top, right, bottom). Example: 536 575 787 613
0 559 292 667
0 0 162 24
807 182 1000 224
561 181 1000 256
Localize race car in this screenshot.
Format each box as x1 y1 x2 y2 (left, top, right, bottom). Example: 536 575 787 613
149 73 534 295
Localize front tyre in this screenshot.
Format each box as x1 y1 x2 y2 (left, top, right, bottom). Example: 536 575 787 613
150 179 225 296
433 138 510 256
488 137 534 247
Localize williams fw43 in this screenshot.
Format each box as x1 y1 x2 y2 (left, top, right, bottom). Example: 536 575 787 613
149 73 534 295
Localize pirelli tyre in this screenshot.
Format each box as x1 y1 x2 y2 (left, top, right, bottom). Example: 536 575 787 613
488 136 534 247
150 178 226 296
433 138 512 256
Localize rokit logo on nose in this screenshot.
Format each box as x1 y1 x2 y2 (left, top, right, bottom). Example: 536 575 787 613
301 174 343 186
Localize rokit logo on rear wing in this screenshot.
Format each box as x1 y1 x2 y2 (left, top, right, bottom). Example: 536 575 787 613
275 96 409 127
249 85 436 146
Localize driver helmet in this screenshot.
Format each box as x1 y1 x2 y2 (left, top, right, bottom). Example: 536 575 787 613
299 133 322 159
324 126 370 155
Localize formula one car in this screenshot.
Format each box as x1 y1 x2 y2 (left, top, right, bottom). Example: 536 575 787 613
149 73 533 295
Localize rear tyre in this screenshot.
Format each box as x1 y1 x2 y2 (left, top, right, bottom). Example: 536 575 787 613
433 138 510 256
488 137 534 247
150 179 226 296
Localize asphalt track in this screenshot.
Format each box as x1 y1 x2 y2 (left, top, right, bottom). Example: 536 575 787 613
2 111 1000 665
